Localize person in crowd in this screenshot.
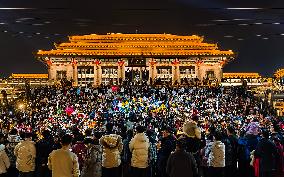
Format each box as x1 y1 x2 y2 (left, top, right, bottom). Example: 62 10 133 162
81 132 102 177
166 138 198 177
99 123 123 177
226 126 238 177
157 127 176 177
238 122 260 177
122 129 133 177
272 137 284 177
14 132 36 177
48 134 80 177
6 128 20 177
254 130 278 177
146 130 158 177
0 134 10 177
208 131 225 177
129 125 150 177
200 134 213 177
35 130 54 177
180 119 202 176
71 133 88 171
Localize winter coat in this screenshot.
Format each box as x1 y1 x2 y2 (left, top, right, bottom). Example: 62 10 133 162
81 144 102 177
129 133 150 168
48 147 80 177
14 140 36 172
157 135 176 173
254 138 278 172
99 134 123 168
122 137 132 164
0 145 10 174
72 142 88 170
166 149 198 177
208 140 225 167
36 138 54 167
6 135 20 168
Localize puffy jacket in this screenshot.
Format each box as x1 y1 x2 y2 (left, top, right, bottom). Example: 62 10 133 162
14 140 36 172
129 133 150 168
48 147 80 177
208 140 225 167
0 145 10 174
100 134 123 168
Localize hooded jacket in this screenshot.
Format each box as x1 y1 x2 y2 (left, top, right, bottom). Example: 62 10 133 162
129 133 150 168
14 140 36 172
208 140 225 167
48 147 80 177
0 145 10 174
100 134 123 168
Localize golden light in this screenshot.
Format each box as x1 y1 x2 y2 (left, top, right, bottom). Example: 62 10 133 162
18 103 24 110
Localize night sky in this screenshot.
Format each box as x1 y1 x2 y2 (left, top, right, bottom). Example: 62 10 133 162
0 0 284 78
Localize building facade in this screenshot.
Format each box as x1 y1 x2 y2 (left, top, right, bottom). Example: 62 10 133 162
37 33 234 86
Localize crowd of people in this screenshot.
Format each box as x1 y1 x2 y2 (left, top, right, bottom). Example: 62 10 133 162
0 84 283 177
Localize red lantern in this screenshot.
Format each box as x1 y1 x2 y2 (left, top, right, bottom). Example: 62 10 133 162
172 59 180 66
46 59 52 66
149 60 156 67
219 60 227 67
94 59 101 66
118 60 125 67
72 59 78 66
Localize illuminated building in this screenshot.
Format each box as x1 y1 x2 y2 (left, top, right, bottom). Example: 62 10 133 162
274 68 284 86
36 33 234 86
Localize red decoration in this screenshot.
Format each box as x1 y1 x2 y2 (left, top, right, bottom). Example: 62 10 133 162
149 60 157 67
46 59 52 66
118 60 125 67
72 59 78 66
171 59 180 66
94 59 101 66
195 60 203 66
219 60 227 67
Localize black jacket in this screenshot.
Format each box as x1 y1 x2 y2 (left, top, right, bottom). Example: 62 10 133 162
166 150 198 177
255 138 278 172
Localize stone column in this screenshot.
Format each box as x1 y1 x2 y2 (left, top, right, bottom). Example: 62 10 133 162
97 65 102 86
48 64 57 81
72 61 78 86
117 60 125 85
172 59 180 84
93 63 97 87
215 64 223 82
195 60 204 81
149 59 157 84
66 64 73 81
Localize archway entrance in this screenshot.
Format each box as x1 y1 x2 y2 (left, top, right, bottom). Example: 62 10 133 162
125 67 149 84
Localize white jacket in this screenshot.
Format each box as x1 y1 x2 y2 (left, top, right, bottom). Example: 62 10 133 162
14 140 36 172
100 134 123 168
129 133 150 168
208 140 225 168
48 147 80 177
0 145 10 174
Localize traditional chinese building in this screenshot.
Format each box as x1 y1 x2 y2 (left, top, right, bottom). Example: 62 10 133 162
37 33 234 86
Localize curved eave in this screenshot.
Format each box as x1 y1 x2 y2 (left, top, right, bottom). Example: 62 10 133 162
37 50 234 56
